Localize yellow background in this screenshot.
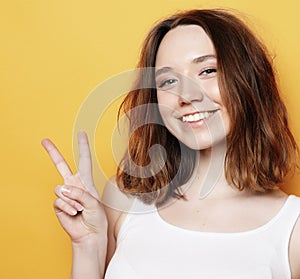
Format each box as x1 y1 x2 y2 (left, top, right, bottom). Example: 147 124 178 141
1 0 299 278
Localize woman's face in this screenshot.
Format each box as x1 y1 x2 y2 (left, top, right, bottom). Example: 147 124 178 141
155 25 230 150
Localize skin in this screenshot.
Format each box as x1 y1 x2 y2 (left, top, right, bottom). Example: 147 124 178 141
42 25 300 278
42 132 108 279
155 25 230 152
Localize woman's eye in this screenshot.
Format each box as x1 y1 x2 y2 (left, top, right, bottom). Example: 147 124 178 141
200 68 217 76
157 79 177 89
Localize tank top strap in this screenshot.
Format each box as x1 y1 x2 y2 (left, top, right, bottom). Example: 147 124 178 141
265 195 300 243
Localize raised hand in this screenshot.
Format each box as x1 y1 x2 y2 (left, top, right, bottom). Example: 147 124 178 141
42 131 108 243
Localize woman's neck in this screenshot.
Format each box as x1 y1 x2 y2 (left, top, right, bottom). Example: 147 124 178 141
181 140 243 200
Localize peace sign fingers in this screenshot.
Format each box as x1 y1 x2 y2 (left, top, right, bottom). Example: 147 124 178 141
42 132 99 199
42 137 87 191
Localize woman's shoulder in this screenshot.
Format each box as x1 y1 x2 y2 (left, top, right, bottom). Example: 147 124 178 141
102 176 138 234
249 189 298 211
252 190 300 221
102 177 135 265
102 177 135 213
267 190 300 278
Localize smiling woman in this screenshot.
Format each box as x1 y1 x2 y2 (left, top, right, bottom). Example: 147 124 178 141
155 25 229 151
42 8 300 279
117 9 298 203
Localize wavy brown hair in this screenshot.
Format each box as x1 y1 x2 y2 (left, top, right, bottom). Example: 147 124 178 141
116 9 299 205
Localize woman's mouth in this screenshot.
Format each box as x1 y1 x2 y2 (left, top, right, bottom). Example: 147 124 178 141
181 110 218 123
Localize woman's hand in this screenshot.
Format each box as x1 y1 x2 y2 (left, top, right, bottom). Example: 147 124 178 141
42 131 108 243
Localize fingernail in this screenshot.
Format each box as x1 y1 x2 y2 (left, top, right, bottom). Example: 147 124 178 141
70 208 77 215
76 204 84 211
61 186 71 194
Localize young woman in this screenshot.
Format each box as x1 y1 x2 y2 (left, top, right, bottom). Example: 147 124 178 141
42 9 300 278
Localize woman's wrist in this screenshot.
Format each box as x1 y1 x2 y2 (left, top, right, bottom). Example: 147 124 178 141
71 234 108 279
71 233 108 260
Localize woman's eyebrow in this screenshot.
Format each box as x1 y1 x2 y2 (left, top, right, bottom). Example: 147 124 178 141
192 54 216 64
155 67 173 78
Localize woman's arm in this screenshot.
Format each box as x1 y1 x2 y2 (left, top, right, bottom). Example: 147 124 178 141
42 132 108 278
102 178 135 267
71 236 107 279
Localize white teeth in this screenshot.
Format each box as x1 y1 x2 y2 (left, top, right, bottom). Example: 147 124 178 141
182 111 213 123
194 113 201 121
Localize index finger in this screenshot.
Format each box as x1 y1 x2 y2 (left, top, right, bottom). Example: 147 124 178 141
77 131 94 187
41 138 73 180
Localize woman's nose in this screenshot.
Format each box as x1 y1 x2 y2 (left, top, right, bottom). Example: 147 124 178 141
178 75 204 106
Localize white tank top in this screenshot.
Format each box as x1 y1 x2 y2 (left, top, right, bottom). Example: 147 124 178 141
105 195 300 279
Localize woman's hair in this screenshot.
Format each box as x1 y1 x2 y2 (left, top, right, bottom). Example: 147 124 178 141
116 9 299 205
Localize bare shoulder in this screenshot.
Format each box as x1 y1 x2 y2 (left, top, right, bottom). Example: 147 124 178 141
102 177 134 265
242 190 288 220
289 195 300 279
102 176 134 220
